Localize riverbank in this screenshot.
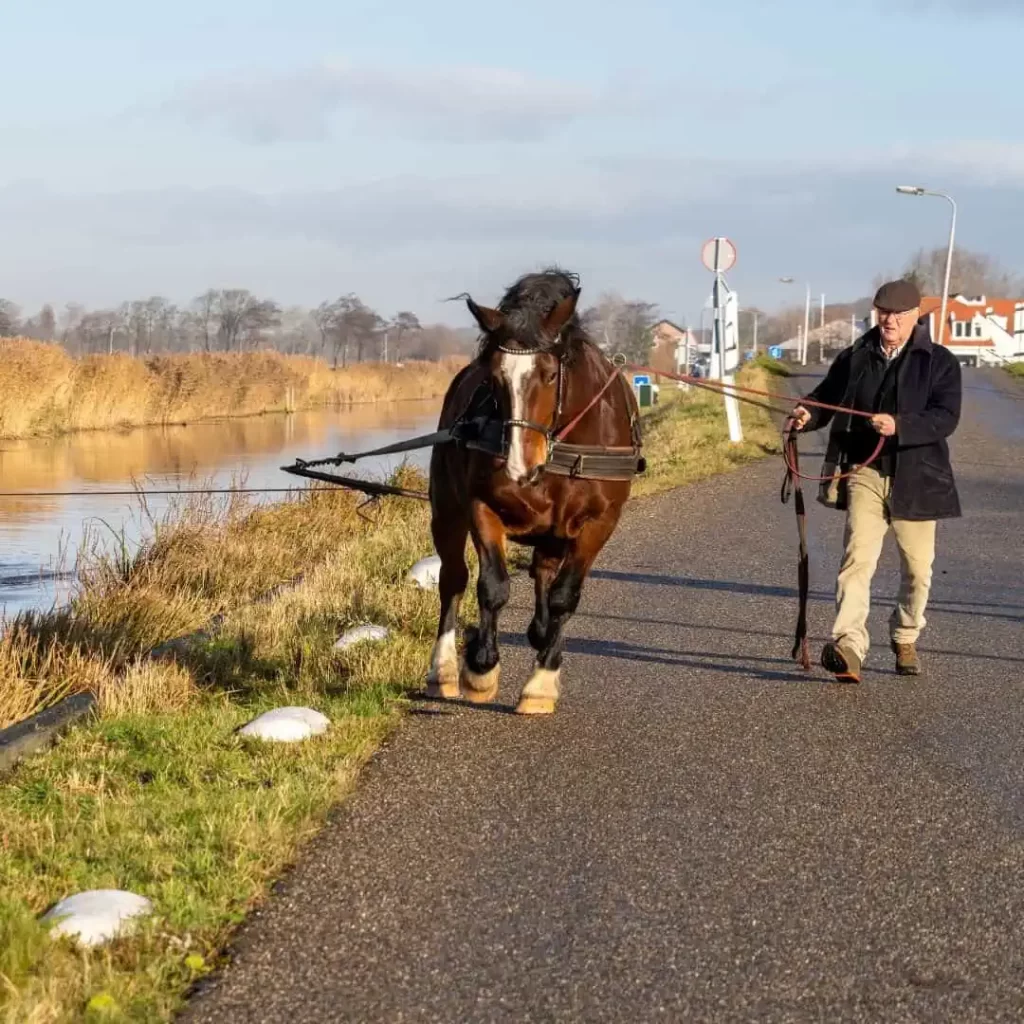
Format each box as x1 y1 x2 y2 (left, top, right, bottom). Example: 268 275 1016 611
0 339 460 440
0 361 787 1022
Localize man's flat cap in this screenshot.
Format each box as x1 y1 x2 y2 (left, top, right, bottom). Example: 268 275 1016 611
873 279 921 313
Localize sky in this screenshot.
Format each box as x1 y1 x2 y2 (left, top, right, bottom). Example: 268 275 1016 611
2 0 1022 328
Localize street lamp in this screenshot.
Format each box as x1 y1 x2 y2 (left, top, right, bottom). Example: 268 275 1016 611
779 277 811 365
896 185 957 346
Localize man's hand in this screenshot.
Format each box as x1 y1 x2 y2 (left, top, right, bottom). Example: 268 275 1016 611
870 413 896 437
789 406 812 431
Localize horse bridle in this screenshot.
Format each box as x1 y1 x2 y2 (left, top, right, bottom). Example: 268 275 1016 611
494 340 568 449
491 342 641 484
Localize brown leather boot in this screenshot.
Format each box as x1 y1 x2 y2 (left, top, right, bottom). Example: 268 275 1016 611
821 641 862 683
891 640 921 676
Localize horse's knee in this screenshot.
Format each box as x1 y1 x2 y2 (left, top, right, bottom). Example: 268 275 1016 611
548 567 584 620
477 561 510 614
440 559 469 595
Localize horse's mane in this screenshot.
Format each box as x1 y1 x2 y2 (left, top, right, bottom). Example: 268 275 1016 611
474 266 596 363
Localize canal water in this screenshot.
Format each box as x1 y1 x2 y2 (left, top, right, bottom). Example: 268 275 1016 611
0 400 441 618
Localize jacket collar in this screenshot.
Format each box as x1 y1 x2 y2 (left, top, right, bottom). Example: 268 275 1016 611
854 319 933 358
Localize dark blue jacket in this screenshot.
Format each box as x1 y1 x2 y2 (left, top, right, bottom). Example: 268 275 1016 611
801 320 962 520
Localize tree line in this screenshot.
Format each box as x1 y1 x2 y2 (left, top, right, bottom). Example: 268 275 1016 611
0 286 665 366
1 246 1017 366
0 289 477 366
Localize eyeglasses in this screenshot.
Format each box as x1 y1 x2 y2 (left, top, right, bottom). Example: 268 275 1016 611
875 308 916 322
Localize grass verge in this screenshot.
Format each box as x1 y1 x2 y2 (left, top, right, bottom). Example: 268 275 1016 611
0 339 461 440
1004 361 1024 378
0 361 789 1022
634 361 789 496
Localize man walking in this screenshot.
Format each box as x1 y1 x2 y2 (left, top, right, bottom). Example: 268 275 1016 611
791 280 962 682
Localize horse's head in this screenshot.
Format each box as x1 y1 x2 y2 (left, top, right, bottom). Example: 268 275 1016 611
465 286 579 485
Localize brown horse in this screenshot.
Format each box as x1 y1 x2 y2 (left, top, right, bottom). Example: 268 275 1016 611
425 268 643 715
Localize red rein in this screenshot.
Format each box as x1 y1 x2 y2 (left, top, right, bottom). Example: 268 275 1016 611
619 362 887 482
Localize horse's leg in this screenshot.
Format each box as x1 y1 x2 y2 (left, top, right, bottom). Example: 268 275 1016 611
425 504 470 701
462 502 509 704
527 537 567 654
516 516 617 716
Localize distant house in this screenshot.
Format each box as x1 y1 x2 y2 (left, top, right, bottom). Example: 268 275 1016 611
911 295 1024 367
648 319 710 374
779 319 864 359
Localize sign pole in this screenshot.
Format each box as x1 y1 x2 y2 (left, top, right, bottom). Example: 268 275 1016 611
701 236 743 444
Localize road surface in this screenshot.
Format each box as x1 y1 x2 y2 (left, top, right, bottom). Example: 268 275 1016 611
183 369 1024 1023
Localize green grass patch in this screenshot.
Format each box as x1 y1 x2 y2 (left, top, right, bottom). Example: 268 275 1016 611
747 353 792 377
633 364 787 497
1004 361 1024 378
0 362 792 1022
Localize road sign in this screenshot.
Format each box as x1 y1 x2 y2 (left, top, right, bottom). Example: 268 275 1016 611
701 237 737 274
768 345 783 359
631 374 651 386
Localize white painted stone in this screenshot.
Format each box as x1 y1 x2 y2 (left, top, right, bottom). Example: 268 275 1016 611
407 555 442 590
238 706 330 743
334 624 390 650
41 890 152 946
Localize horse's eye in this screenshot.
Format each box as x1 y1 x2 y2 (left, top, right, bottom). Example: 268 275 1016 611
540 366 558 386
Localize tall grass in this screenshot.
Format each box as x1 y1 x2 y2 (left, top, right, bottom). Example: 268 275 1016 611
0 339 461 439
0 481 381 729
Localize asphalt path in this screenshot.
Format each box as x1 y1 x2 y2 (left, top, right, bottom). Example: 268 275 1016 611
183 368 1024 1023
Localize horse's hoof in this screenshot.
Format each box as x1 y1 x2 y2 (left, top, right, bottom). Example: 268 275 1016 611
515 695 557 715
516 667 560 715
461 664 500 704
424 678 461 701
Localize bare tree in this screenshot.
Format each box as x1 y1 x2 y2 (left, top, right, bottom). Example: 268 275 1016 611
0 299 20 337
59 303 85 349
191 290 219 352
581 293 659 363
312 300 341 359
389 311 421 362
881 246 1024 297
38 303 56 341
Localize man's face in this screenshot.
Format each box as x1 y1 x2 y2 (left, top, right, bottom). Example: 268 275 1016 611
875 305 920 348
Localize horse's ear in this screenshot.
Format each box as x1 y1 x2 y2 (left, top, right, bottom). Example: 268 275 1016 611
541 288 580 340
466 297 505 334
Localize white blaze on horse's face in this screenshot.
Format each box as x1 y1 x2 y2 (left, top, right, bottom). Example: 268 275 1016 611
499 351 547 484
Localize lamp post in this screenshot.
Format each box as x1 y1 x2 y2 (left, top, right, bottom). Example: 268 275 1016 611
779 277 810 365
896 185 956 345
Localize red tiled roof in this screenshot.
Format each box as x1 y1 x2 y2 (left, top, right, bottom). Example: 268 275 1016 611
920 295 1023 347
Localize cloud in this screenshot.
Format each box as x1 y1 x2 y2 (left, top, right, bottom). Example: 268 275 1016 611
2 141 1022 319
157 61 602 144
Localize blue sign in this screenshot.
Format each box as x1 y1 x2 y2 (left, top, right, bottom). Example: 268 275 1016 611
632 374 651 386
768 345 783 359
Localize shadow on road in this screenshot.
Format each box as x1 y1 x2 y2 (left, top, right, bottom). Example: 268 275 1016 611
589 569 1024 622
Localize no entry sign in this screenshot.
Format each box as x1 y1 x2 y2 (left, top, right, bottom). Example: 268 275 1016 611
701 237 737 274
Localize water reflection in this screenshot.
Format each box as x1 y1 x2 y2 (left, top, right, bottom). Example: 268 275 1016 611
0 400 441 617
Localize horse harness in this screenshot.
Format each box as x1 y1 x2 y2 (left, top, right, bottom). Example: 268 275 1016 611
284 350 646 490
474 343 645 482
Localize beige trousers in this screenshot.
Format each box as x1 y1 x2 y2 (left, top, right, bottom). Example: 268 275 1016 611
833 466 937 661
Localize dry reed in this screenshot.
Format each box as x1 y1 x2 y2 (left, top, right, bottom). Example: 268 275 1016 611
0 340 462 439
